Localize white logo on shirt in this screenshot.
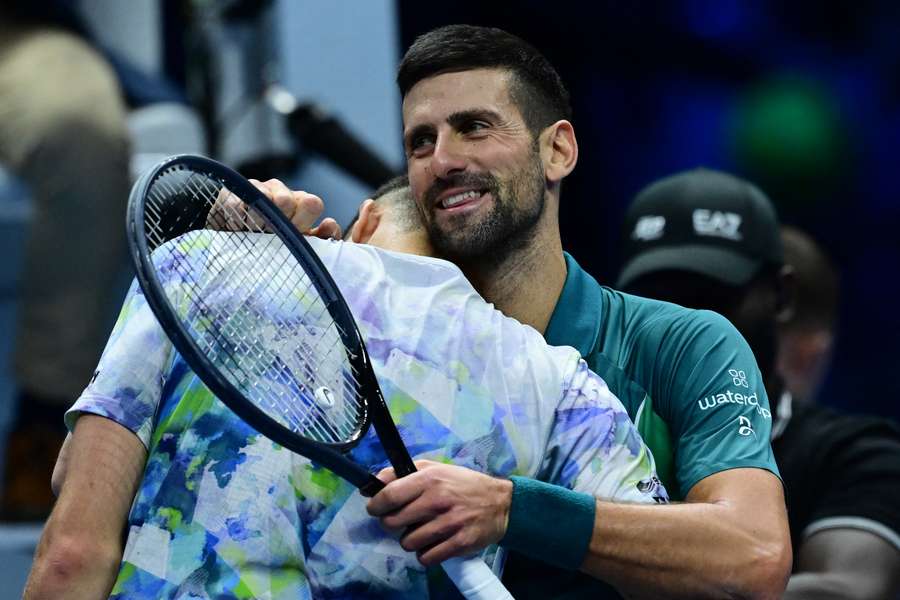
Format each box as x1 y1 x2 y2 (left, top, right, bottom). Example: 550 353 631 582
729 369 749 388
693 209 742 241
632 215 666 241
737 416 755 436
697 390 772 419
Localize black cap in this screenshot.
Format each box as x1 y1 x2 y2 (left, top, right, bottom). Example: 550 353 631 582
617 168 783 289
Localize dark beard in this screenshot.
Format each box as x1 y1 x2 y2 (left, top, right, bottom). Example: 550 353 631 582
423 154 546 269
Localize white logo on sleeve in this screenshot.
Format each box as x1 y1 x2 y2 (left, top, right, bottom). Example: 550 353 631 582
729 369 749 388
737 416 755 436
696 367 771 419
693 209 743 241
632 215 666 241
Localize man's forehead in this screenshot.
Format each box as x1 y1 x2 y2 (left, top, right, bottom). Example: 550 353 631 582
401 68 515 126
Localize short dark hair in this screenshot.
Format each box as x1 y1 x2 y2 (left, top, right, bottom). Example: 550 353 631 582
398 25 572 135
344 175 418 235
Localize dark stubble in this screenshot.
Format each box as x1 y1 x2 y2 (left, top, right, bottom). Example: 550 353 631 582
421 146 546 268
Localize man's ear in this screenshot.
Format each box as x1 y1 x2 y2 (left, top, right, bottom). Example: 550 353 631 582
541 120 578 184
776 264 797 325
351 199 381 244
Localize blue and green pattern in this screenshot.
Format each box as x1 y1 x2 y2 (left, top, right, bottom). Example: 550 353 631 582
68 235 666 598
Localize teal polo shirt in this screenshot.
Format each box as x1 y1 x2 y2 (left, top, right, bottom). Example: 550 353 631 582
501 253 779 599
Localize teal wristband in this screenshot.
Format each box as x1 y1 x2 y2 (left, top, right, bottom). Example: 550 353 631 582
499 476 595 570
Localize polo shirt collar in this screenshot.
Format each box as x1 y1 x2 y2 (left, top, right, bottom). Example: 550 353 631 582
544 252 603 357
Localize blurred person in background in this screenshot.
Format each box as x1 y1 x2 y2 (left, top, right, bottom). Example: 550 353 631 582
618 168 900 600
0 0 187 520
0 1 131 520
777 225 840 404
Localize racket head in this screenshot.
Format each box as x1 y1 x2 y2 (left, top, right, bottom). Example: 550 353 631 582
127 154 382 463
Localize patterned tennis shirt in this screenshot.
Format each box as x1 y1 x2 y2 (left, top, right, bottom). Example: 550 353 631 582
67 233 666 599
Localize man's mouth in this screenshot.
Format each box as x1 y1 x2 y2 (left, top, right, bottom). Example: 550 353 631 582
437 189 487 210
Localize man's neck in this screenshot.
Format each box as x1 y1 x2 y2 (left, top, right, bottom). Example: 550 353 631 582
462 224 567 334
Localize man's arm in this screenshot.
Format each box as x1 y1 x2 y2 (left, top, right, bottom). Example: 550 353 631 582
784 528 900 599
23 414 147 600
370 465 790 599
579 468 790 599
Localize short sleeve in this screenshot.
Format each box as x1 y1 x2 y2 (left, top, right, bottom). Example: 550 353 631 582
65 279 174 449
649 310 779 497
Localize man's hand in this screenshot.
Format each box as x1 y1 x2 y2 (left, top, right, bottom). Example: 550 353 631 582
366 460 513 565
207 178 341 239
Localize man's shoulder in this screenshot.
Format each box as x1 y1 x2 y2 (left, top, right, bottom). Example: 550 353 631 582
593 286 741 363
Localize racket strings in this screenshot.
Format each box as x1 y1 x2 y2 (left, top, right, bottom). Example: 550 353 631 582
143 166 367 444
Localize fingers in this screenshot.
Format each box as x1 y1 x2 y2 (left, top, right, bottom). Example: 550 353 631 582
414 531 478 567
366 470 428 517
308 218 342 240
397 514 474 564
375 466 399 485
207 178 330 235
257 178 325 233
207 186 269 231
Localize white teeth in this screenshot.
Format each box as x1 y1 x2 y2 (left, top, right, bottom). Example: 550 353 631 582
441 190 480 208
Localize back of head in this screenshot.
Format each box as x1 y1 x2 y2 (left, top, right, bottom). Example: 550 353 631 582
780 225 839 334
397 24 572 134
345 175 417 236
777 225 839 403
371 174 419 233
346 175 434 256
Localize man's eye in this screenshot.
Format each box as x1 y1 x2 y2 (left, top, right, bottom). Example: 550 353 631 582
462 121 489 134
409 134 435 153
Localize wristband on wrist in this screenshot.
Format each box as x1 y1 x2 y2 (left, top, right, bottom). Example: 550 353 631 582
498 476 596 570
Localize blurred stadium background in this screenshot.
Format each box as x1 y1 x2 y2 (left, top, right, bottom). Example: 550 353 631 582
1 0 898 594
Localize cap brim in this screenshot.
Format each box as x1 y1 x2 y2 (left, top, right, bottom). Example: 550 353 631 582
616 245 763 289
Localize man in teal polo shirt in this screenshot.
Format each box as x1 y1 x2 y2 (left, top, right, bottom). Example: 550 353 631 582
363 24 791 599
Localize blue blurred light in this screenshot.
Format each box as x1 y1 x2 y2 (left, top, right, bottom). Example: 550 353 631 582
684 0 745 38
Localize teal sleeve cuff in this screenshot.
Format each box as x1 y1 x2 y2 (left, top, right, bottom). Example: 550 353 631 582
498 476 595 570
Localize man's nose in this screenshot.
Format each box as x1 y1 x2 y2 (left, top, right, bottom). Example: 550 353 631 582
430 134 468 179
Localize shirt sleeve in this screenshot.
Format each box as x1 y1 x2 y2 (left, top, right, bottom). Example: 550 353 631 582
538 358 668 503
648 309 780 498
65 278 174 449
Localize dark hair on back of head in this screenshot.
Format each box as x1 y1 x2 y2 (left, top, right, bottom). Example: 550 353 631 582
371 174 409 202
398 25 572 135
344 174 418 235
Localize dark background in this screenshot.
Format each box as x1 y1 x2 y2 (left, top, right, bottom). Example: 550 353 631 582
398 0 900 421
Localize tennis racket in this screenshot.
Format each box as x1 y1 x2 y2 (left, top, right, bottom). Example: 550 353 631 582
126 154 513 600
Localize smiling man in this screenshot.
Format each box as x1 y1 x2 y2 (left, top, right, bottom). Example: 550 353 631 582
363 25 791 599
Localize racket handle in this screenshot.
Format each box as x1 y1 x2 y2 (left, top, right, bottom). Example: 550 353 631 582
442 556 515 600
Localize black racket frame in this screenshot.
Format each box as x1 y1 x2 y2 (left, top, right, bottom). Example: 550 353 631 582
127 154 414 496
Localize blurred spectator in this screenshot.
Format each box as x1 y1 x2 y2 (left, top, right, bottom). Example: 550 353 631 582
0 2 133 520
617 168 900 599
776 225 840 404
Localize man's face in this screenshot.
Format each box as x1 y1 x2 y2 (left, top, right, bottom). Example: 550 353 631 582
401 69 547 263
